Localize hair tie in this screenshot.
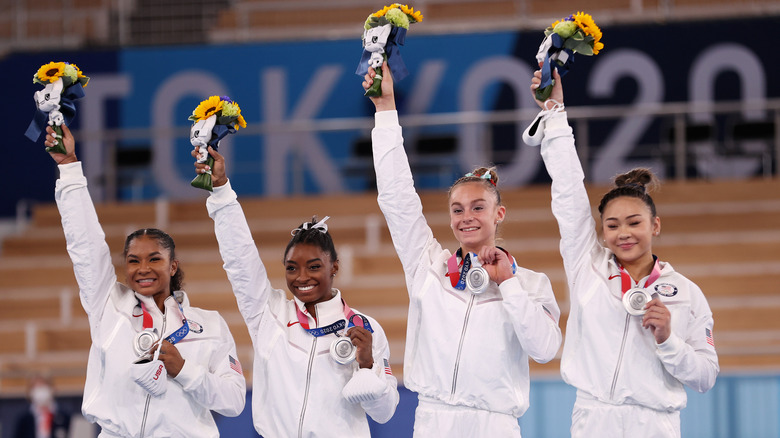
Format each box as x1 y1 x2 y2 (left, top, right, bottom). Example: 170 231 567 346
291 216 331 236
464 171 496 187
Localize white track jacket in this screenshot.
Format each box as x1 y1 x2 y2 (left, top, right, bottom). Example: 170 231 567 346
206 182 399 438
539 112 719 411
55 162 246 437
371 110 562 418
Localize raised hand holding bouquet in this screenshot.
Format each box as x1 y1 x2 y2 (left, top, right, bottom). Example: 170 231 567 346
535 12 603 101
356 3 422 97
189 95 246 191
25 62 89 154
523 12 603 146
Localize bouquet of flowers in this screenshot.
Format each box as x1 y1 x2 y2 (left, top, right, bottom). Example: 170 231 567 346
534 11 604 101
356 3 423 97
189 95 247 191
25 62 90 154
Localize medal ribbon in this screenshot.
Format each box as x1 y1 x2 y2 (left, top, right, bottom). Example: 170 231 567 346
446 247 517 290
140 300 190 345
618 256 661 295
295 299 373 337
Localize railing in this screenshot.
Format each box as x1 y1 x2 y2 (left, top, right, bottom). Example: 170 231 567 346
62 98 779 205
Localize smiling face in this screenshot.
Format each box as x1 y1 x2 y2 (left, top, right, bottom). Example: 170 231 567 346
285 243 339 310
449 182 506 254
124 235 178 307
601 196 660 269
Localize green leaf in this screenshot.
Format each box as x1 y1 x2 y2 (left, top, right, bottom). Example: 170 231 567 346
574 43 593 56
572 30 585 41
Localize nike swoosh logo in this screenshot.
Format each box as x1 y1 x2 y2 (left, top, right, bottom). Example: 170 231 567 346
287 321 300 327
608 274 620 280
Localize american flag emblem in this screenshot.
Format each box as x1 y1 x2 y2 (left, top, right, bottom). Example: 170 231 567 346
229 355 243 375
383 358 393 376
705 328 715 347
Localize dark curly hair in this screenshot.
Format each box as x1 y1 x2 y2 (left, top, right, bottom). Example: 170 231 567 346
123 228 184 292
284 216 338 264
597 168 660 217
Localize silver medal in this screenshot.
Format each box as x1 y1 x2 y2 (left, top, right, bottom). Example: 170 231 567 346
465 253 489 295
330 336 356 365
623 287 653 316
133 328 159 357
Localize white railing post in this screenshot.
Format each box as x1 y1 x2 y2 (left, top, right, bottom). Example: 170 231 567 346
340 244 354 284
26 321 37 359
155 197 169 229
365 214 381 253
60 287 73 326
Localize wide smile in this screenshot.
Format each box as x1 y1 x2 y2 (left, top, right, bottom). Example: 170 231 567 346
295 284 316 293
135 278 157 287
460 226 480 233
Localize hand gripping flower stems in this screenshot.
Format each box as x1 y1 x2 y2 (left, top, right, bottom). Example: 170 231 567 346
188 95 247 191
357 3 422 97
26 62 89 155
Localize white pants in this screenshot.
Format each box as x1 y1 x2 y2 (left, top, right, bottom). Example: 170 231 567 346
413 396 522 438
571 391 680 438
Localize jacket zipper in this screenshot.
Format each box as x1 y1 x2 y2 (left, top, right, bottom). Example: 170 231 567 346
297 336 317 438
140 308 167 438
609 314 631 400
450 294 476 401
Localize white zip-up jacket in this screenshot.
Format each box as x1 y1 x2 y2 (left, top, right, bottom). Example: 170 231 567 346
539 112 719 411
371 110 562 417
206 182 399 438
55 162 246 437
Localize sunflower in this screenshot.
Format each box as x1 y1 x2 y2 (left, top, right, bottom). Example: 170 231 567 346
69 63 89 86
36 62 66 83
398 4 423 22
191 95 224 121
572 11 603 54
221 100 247 130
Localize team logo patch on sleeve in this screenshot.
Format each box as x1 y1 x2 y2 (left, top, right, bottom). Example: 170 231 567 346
654 283 678 297
705 328 715 347
383 358 393 376
229 355 243 375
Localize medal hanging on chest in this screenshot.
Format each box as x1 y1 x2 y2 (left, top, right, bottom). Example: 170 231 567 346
618 256 661 316
294 299 374 365
132 300 190 361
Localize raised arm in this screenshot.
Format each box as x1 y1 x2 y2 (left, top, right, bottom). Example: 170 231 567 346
47 125 115 334
173 314 247 416
365 63 438 283
531 70 601 277
199 146 274 340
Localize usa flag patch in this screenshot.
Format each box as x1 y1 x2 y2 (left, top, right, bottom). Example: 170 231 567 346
229 355 243 375
705 328 715 347
383 358 393 376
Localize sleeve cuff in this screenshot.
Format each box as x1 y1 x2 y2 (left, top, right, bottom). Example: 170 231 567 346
544 111 570 130
498 276 527 299
57 161 84 179
656 332 684 354
173 359 202 389
206 179 238 214
374 110 399 128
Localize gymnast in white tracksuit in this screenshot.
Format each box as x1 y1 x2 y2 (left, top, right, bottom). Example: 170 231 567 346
362 63 562 437
528 68 719 437
45 124 246 438
194 146 399 437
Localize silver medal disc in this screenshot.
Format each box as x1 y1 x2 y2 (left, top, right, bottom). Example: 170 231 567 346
623 287 653 316
330 337 356 365
466 266 489 295
133 328 159 357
